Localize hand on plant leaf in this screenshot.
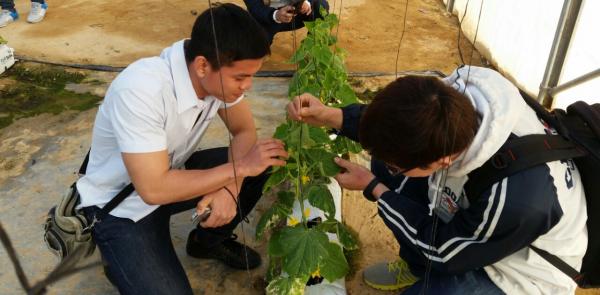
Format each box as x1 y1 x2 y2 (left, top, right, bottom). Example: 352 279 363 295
333 157 374 191
237 138 288 177
287 93 342 129
197 188 237 228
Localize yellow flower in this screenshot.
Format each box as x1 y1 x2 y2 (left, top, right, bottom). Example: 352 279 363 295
288 217 299 226
303 208 311 218
301 175 310 184
311 268 321 278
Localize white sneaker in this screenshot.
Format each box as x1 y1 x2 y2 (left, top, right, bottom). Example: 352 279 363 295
0 10 19 28
27 2 47 23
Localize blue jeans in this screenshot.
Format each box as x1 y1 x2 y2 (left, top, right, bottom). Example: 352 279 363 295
371 159 505 295
0 0 44 11
83 148 269 295
402 268 505 295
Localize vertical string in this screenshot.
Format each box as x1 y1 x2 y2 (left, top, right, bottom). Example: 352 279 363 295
205 0 252 283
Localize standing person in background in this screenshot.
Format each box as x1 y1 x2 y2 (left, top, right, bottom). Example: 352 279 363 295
0 0 48 27
244 0 329 44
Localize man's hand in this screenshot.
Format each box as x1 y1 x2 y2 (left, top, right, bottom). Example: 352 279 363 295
237 138 288 177
275 5 295 23
333 157 374 190
197 188 237 228
287 93 342 129
299 1 312 15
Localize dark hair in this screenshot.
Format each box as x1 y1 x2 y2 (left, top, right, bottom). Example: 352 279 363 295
185 3 270 68
359 76 479 169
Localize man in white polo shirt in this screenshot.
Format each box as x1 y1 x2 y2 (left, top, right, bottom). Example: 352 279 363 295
76 4 287 294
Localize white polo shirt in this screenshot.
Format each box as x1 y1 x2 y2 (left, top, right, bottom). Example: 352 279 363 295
77 40 243 222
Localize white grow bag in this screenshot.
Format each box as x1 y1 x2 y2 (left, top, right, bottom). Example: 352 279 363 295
0 44 15 75
287 178 347 295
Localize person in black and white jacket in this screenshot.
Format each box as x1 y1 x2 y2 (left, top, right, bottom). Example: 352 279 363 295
286 66 587 294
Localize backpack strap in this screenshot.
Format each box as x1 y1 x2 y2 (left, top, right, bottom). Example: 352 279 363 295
529 245 585 285
465 134 587 202
77 149 134 222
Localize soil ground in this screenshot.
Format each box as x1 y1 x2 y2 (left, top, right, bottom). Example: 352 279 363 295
1 0 480 74
0 0 598 294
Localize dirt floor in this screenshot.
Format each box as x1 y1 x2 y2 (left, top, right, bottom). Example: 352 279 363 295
1 0 479 74
1 0 598 294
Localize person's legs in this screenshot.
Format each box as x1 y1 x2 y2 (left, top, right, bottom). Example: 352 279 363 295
27 0 47 23
83 205 193 295
0 0 15 11
174 147 270 269
402 268 505 295
0 0 18 27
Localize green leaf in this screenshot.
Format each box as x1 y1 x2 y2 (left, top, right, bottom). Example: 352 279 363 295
300 124 316 148
256 207 284 240
308 126 331 145
278 226 330 278
274 122 290 141
266 275 308 295
255 190 298 240
277 191 295 210
316 219 338 233
337 223 359 251
304 149 341 177
263 167 287 193
334 84 358 107
307 184 335 217
268 229 287 257
320 242 349 282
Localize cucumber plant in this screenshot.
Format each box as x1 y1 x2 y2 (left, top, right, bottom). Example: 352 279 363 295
255 11 362 295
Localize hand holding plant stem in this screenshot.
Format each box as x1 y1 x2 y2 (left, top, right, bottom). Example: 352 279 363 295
287 93 343 129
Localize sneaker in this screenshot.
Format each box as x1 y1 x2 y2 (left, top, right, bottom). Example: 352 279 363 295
363 259 418 291
186 230 262 270
0 10 18 28
27 2 47 23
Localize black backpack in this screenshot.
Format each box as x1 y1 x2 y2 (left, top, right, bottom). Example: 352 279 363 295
464 95 600 288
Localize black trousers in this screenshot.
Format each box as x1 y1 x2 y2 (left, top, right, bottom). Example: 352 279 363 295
180 147 270 247
83 147 269 294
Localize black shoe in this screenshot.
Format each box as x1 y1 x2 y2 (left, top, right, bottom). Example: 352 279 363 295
186 230 262 270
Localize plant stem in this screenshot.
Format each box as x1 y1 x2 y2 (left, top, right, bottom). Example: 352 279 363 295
296 121 308 226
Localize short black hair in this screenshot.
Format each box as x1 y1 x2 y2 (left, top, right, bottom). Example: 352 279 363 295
359 76 479 170
185 3 270 68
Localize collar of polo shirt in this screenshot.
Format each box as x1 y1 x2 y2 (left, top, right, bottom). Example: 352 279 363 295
170 40 212 114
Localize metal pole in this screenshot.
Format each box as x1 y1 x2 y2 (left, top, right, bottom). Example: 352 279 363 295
537 0 583 107
446 0 455 13
549 68 600 95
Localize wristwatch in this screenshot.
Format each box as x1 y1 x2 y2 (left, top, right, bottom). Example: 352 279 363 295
362 177 380 202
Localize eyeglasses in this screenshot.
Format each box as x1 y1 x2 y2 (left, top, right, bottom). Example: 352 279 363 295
384 163 415 176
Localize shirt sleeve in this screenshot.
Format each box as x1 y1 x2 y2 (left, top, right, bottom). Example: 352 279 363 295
106 88 167 153
377 165 562 275
244 0 278 25
337 103 367 142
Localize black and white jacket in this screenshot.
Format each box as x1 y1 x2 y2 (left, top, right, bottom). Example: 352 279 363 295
340 67 587 294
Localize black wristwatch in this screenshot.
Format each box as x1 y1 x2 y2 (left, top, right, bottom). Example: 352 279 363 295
362 177 380 202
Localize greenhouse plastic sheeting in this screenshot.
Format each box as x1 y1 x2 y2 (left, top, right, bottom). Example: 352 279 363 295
445 0 599 109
